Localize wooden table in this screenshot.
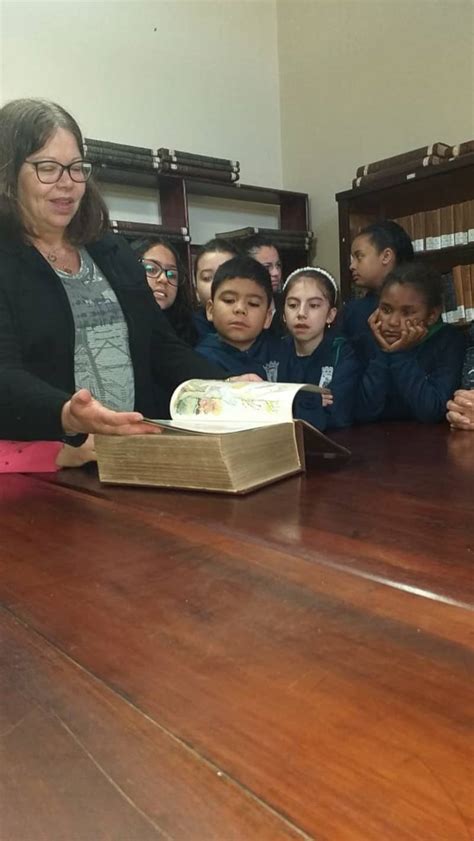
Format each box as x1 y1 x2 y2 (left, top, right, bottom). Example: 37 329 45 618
1 423 473 841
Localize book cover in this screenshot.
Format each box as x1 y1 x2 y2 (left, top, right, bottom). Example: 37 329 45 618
85 137 154 156
95 380 350 494
84 142 156 163
157 148 239 167
112 229 191 243
356 143 451 177
158 154 239 173
158 162 239 182
110 219 188 236
87 152 159 172
452 140 474 157
353 156 445 189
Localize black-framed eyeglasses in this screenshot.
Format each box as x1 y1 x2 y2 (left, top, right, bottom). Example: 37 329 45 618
25 159 93 184
140 258 180 287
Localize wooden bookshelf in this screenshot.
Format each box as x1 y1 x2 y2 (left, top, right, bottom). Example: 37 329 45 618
93 163 311 279
336 153 474 302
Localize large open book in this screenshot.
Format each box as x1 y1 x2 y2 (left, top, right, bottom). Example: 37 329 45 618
95 380 350 494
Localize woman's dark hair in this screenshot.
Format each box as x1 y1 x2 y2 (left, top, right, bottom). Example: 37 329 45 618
357 220 414 263
381 262 443 310
282 268 338 308
134 237 198 346
194 238 240 277
0 98 109 244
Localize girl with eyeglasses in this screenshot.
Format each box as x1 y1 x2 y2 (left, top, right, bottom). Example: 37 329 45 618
135 237 198 347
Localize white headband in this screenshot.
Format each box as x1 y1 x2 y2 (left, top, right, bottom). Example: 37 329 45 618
282 266 338 301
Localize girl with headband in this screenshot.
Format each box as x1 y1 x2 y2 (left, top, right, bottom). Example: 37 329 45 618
277 267 360 429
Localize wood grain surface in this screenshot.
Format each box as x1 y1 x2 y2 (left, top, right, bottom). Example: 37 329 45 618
1 423 473 841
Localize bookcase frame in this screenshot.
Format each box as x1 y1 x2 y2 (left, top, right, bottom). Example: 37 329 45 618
336 153 474 303
93 165 311 281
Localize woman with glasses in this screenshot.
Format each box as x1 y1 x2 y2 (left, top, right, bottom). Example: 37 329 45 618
136 238 198 347
0 98 224 451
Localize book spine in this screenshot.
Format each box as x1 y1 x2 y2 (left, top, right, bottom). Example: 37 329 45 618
85 137 154 156
452 140 474 157
158 163 239 182
353 156 443 188
440 204 455 249
441 272 458 323
158 154 239 173
112 228 191 243
157 148 238 167
215 227 258 239
411 212 425 252
110 220 188 235
269 239 311 250
425 208 442 251
356 143 451 177
454 203 469 246
452 265 465 321
86 148 157 168
463 264 474 322
87 151 159 171
467 199 474 243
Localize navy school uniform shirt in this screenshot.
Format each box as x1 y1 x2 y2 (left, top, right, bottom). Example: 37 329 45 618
276 333 360 430
193 306 215 342
340 291 378 357
356 321 466 424
195 329 283 381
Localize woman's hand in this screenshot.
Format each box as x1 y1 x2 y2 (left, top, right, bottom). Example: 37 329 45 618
446 389 474 431
369 309 427 352
56 434 97 467
61 389 161 436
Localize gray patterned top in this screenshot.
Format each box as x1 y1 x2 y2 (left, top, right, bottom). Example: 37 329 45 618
56 248 135 411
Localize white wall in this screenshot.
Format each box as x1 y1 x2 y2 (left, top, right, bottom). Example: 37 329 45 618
1 0 283 241
277 0 474 277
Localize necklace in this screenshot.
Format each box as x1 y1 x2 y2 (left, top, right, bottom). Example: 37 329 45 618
37 244 79 275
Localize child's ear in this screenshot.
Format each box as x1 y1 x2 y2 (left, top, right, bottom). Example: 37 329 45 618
263 307 273 329
327 307 338 326
206 298 214 322
381 247 395 266
426 306 442 326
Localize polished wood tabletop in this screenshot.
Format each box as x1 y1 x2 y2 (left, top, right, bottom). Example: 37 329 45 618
1 422 473 841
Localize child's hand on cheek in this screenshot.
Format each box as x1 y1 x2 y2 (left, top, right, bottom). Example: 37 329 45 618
368 308 391 350
387 319 427 352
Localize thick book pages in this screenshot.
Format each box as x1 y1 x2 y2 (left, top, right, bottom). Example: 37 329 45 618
95 380 350 494
355 143 451 177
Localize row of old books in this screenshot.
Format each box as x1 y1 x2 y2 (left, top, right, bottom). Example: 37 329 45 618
84 138 240 183
442 264 474 324
353 139 474 189
215 226 314 252
393 201 474 253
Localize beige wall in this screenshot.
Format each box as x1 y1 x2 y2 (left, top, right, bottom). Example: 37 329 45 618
0 0 283 241
277 0 474 279
1 1 473 258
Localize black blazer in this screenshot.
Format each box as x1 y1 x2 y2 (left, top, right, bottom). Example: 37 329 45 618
0 232 223 440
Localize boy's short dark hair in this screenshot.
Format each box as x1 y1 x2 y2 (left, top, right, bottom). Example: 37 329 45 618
211 256 273 306
358 220 414 263
381 262 443 310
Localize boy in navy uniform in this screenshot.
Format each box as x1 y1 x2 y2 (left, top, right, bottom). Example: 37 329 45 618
196 256 282 380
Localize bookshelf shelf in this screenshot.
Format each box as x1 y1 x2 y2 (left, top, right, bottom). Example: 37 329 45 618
336 154 474 301
93 159 310 279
